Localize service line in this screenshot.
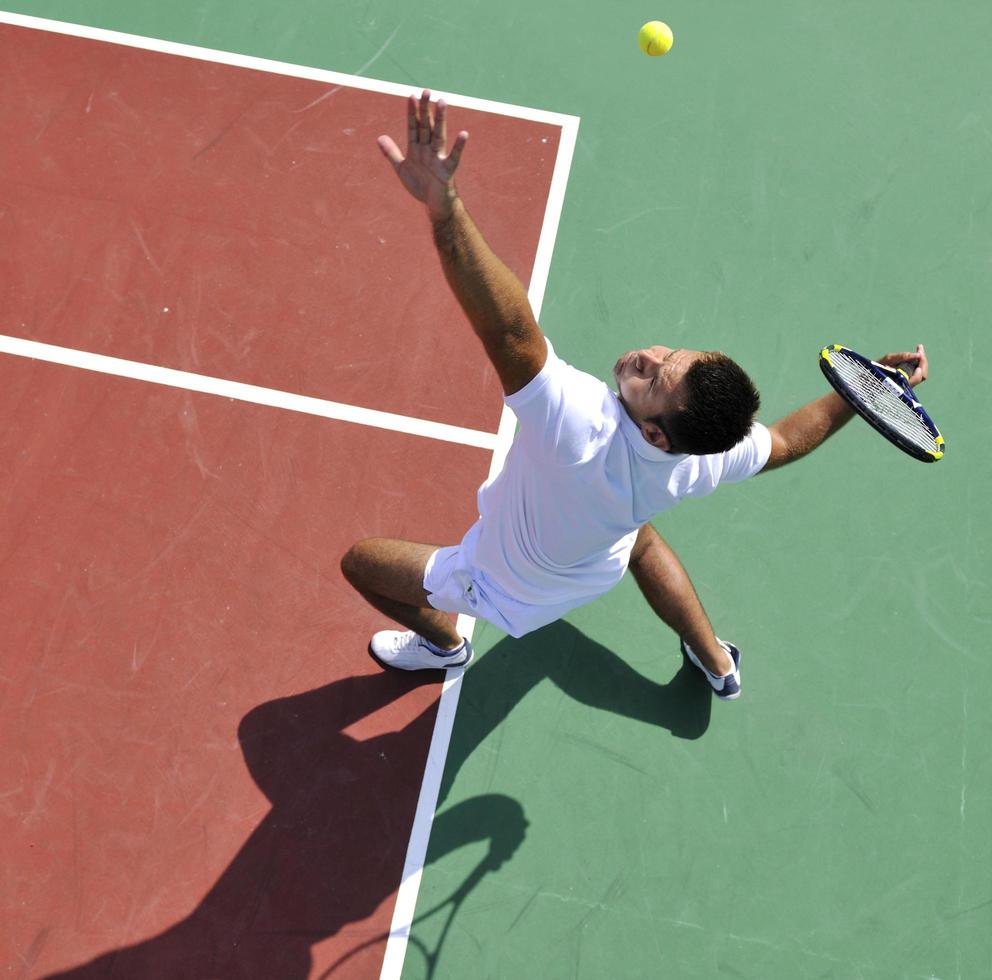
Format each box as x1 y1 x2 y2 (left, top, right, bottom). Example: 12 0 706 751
0 334 499 451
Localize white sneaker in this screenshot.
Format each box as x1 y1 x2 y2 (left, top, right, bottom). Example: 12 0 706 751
369 630 474 671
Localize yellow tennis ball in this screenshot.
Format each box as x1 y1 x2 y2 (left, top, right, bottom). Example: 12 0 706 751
638 20 673 57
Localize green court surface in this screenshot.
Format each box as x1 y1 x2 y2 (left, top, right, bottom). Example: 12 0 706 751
5 1 991 977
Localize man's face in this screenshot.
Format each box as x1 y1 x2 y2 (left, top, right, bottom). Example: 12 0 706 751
612 346 704 450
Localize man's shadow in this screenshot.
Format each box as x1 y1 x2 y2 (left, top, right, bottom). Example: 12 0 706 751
44 621 710 979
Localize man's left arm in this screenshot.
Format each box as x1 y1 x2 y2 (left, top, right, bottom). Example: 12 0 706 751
761 344 928 471
377 90 546 396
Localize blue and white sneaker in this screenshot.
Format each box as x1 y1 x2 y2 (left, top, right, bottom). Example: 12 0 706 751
369 630 474 671
680 637 741 701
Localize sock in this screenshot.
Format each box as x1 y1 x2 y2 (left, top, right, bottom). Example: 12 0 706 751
709 640 735 678
423 636 465 657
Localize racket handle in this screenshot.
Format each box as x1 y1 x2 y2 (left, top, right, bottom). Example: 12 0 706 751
896 360 918 379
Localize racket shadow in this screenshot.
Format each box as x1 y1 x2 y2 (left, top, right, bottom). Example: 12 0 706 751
317 620 710 980
313 794 528 980
39 667 530 980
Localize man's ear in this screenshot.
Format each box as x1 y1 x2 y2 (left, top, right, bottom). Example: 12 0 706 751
640 419 672 452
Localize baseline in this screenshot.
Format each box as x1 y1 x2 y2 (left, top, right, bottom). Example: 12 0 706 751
0 11 579 129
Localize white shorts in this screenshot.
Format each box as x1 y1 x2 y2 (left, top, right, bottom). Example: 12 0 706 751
423 521 593 638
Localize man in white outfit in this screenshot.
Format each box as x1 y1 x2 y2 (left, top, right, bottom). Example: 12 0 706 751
341 91 928 700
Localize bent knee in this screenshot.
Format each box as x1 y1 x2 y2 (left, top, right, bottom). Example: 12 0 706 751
340 537 381 585
340 537 438 601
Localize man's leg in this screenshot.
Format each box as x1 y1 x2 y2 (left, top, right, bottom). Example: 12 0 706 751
340 537 463 651
628 523 734 676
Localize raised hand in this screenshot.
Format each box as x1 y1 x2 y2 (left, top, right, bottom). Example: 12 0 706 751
377 89 469 221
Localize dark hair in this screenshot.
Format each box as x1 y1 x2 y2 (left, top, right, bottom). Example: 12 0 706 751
653 352 761 455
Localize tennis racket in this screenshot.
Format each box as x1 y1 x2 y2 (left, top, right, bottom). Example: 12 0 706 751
819 344 945 462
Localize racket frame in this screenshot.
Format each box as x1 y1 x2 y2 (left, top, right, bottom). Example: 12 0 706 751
819 344 945 463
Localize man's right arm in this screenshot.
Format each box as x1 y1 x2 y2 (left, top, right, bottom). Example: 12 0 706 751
761 392 855 471
761 344 928 471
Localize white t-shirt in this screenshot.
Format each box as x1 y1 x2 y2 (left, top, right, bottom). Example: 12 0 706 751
469 339 772 606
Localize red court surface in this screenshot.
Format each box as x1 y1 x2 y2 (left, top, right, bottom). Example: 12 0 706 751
1 359 489 978
0 21 564 980
0 22 561 433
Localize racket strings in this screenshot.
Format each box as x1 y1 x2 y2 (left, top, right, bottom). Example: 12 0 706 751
830 351 939 452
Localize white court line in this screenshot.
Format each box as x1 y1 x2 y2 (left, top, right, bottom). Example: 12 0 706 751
379 87 580 980
0 12 580 977
0 334 500 450
0 11 580 128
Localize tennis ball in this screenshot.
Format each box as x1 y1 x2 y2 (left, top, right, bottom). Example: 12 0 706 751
638 21 673 57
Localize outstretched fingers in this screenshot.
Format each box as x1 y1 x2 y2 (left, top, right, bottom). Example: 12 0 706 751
446 129 469 171
377 134 403 169
417 89 432 144
406 93 419 147
429 97 469 174
380 89 436 168
432 98 447 152
378 88 469 202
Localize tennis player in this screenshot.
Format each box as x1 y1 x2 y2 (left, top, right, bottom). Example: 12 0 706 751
341 91 928 700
